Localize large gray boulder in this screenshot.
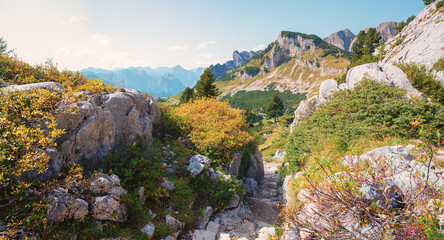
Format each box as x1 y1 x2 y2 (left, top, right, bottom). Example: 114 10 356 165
344 63 418 93
246 148 264 182
290 96 319 133
55 89 160 172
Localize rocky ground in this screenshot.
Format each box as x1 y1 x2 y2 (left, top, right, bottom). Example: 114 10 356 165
203 161 282 240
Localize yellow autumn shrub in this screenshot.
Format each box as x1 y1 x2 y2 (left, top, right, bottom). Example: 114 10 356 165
175 98 253 164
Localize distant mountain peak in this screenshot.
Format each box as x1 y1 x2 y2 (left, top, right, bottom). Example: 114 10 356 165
324 29 356 52
209 50 259 80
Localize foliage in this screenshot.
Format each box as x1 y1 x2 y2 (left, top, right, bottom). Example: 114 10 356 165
175 98 254 165
286 79 444 173
245 66 260 77
244 107 256 124
334 73 347 84
0 37 13 55
179 87 194 104
195 68 220 99
221 90 306 114
266 92 284 123
395 15 416 35
0 89 65 202
432 58 444 71
0 53 113 94
424 0 434 5
437 1 444 8
351 28 381 67
397 62 444 105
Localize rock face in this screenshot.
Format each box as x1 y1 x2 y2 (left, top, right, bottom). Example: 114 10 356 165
265 33 317 69
344 62 419 93
324 29 356 51
383 2 444 70
56 89 161 169
376 21 400 41
209 50 258 80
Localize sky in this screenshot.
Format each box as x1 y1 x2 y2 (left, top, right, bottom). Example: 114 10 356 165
0 0 425 71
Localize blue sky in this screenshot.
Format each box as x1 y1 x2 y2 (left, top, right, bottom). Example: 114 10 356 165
0 0 425 70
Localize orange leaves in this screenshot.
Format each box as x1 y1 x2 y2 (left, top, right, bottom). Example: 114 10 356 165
175 98 253 164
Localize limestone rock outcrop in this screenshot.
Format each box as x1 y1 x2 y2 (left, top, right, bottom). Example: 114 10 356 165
383 2 444 70
344 62 419 93
188 155 211 176
57 89 161 167
2 81 64 93
209 50 258 80
91 173 128 222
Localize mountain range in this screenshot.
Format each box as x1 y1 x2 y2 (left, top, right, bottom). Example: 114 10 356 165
81 65 204 98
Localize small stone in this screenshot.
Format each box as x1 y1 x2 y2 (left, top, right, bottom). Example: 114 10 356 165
192 230 216 240
141 223 155 239
197 206 213 230
161 177 175 190
206 221 220 233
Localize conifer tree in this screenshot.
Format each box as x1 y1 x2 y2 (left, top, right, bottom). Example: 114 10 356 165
195 68 220 98
266 92 284 123
180 87 194 104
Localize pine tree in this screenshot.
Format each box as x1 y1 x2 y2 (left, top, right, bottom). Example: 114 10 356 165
266 92 284 123
195 68 220 98
180 87 194 104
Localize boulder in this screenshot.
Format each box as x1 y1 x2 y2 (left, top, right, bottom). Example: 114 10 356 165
56 90 161 167
290 96 319 133
244 178 259 198
90 173 127 197
192 230 216 240
318 79 339 104
247 148 264 182
141 223 155 239
273 149 286 160
360 179 404 208
46 188 88 223
344 63 418 93
197 206 213 230
224 194 240 210
188 155 211 176
2 82 63 93
91 195 127 222
206 221 220 234
165 215 184 236
227 151 242 177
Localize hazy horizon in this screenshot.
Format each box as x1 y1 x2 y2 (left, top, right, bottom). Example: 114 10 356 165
0 0 425 71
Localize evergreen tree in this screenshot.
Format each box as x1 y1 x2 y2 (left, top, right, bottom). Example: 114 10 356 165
266 92 284 123
423 0 433 5
244 107 255 124
180 87 194 104
195 68 220 98
350 28 381 67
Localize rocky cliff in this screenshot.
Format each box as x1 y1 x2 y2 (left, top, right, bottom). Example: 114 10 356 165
382 2 444 70
216 31 351 97
324 29 356 52
210 50 258 80
376 21 400 41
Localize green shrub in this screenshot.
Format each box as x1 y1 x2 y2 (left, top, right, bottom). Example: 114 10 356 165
245 66 260 77
285 79 444 173
397 62 444 105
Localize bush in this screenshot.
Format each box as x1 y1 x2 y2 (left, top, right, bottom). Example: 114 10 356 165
397 62 444 105
175 98 254 165
286 79 444 173
245 66 260 77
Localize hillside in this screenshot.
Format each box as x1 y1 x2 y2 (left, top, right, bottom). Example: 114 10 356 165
215 31 351 100
209 50 258 80
82 65 204 98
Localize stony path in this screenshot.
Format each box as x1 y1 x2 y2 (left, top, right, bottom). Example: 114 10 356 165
213 161 283 240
